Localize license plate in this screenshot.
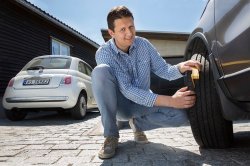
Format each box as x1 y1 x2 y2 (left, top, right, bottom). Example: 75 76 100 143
23 78 50 85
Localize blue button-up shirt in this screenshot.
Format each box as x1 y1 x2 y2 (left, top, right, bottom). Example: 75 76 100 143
95 36 183 107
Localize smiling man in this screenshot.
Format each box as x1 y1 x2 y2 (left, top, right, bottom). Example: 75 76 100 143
92 6 201 159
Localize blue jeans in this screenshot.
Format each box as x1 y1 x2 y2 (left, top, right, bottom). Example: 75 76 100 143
92 64 188 138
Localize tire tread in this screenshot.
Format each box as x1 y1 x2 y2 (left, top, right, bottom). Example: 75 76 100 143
187 53 233 149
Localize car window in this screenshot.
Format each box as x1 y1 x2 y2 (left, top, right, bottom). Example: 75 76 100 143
78 62 87 74
84 64 92 76
22 57 71 70
78 61 92 76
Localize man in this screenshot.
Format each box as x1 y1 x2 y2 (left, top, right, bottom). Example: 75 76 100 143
92 6 201 159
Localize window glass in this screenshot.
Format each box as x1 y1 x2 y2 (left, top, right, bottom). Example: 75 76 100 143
22 57 71 70
78 62 92 76
52 41 60 55
85 64 92 76
51 38 70 56
78 62 87 74
61 44 70 55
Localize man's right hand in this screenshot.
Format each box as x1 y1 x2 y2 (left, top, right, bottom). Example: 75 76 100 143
154 87 196 109
171 87 196 108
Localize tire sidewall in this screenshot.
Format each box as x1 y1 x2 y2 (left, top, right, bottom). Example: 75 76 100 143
70 93 87 120
78 94 87 117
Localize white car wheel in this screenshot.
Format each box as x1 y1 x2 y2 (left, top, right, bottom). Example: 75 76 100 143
70 93 87 120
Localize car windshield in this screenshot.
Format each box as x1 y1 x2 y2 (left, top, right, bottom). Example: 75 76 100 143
22 57 71 71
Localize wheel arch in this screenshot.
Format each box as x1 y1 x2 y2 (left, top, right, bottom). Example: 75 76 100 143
80 89 88 103
184 32 211 61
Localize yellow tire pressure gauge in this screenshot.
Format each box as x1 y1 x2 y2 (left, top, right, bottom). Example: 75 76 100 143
191 67 199 88
185 67 199 90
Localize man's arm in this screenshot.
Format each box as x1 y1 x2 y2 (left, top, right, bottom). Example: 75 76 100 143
154 60 201 109
154 87 196 109
147 41 183 81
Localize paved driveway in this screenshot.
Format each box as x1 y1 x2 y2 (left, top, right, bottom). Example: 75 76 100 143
0 111 250 166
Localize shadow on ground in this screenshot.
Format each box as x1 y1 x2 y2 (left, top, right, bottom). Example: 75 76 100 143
0 109 100 126
233 131 250 148
99 125 250 165
100 140 250 166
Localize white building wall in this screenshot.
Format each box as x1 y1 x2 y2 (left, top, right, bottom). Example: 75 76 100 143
149 39 187 57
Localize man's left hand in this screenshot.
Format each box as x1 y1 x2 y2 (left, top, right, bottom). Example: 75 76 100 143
177 60 202 74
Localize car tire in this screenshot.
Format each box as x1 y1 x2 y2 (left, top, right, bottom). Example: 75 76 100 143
5 109 27 121
186 53 233 148
70 93 87 120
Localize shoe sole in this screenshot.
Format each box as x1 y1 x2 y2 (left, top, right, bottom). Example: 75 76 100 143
98 151 116 159
135 140 149 144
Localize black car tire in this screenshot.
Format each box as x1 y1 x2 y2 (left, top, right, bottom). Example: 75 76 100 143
187 53 233 148
5 109 27 121
70 93 87 120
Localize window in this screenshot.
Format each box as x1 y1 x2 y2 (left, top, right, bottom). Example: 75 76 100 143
78 62 86 74
78 61 92 76
85 64 92 76
51 38 70 56
22 57 71 70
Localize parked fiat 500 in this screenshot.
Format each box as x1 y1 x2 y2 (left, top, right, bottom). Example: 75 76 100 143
2 55 97 121
185 0 250 148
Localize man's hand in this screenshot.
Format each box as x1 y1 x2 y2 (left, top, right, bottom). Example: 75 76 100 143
154 87 196 109
171 87 196 108
177 60 201 74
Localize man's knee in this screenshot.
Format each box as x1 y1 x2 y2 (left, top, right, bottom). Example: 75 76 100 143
92 64 112 80
92 64 117 86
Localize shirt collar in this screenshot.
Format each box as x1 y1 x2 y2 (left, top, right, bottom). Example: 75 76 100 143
110 37 137 55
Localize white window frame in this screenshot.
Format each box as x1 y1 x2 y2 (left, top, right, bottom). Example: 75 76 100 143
51 38 70 56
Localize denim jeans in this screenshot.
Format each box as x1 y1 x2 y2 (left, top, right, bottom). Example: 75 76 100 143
92 64 189 138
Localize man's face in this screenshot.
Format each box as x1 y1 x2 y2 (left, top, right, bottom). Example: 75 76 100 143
108 17 136 53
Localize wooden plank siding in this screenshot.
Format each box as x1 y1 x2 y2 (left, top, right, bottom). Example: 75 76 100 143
0 1 98 96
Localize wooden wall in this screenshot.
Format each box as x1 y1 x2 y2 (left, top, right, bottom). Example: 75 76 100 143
0 1 97 95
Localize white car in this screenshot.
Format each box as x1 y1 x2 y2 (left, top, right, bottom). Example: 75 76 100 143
2 55 97 121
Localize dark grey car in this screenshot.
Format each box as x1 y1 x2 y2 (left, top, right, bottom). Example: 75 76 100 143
184 0 250 148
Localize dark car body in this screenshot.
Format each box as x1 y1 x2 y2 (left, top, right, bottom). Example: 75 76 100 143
184 0 250 148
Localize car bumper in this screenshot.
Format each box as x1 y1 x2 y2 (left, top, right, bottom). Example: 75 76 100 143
2 86 79 110
5 96 68 103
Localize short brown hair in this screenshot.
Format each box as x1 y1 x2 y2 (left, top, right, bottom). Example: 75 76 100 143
107 6 134 31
